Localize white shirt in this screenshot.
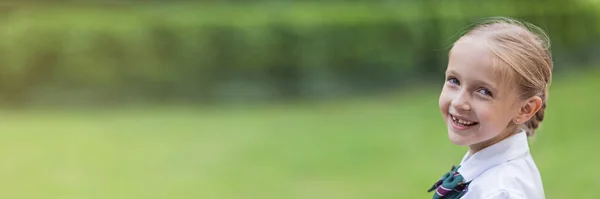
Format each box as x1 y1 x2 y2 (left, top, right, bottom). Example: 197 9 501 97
457 130 546 199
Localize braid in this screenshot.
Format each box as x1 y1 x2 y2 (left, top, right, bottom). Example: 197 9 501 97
524 87 548 136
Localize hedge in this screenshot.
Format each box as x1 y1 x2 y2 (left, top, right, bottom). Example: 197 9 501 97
0 1 598 106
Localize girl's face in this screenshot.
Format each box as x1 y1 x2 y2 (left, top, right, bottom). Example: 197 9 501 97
438 36 523 152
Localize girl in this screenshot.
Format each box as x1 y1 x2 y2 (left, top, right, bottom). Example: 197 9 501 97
427 17 552 199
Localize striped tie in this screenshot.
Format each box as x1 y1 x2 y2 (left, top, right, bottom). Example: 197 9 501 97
427 165 470 199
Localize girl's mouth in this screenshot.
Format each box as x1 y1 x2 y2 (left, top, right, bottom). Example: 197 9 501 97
450 114 479 128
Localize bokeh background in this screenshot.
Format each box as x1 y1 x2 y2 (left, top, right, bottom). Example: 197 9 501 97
0 0 599 198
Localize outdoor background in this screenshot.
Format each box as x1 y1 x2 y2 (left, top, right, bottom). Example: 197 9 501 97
0 0 598 198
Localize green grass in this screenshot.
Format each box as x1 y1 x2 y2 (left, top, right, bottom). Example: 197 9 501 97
0 68 598 199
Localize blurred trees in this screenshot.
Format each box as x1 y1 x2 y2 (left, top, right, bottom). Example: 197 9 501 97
0 1 597 106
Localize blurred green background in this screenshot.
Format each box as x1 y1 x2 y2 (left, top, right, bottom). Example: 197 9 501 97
1 0 599 198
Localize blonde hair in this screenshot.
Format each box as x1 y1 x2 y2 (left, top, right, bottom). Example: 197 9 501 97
460 17 553 137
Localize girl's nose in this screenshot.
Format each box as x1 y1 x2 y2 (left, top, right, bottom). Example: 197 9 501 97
459 103 471 111
451 91 471 111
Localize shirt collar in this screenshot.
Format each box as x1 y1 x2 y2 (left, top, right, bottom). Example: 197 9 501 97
457 129 530 182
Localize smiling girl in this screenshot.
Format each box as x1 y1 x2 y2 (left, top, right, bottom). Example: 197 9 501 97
427 17 552 199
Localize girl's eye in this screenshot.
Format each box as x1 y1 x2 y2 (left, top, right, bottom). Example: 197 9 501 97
447 77 459 85
478 89 493 97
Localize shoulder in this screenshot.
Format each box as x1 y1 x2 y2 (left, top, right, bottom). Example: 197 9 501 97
480 190 527 199
462 158 545 199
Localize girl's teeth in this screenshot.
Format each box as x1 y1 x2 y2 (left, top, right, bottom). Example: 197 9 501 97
458 119 473 125
452 115 476 125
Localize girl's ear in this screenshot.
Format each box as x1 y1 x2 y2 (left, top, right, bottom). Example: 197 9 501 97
514 96 543 124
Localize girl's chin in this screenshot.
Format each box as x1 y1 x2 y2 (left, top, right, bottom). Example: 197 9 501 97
447 129 476 146
449 137 473 146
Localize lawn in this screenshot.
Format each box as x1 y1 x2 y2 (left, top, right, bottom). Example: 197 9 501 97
0 68 598 199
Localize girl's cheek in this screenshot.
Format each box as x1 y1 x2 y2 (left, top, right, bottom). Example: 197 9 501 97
440 88 456 101
439 91 449 104
439 91 454 112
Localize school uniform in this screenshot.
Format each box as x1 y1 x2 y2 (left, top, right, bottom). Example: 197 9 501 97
428 129 546 199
